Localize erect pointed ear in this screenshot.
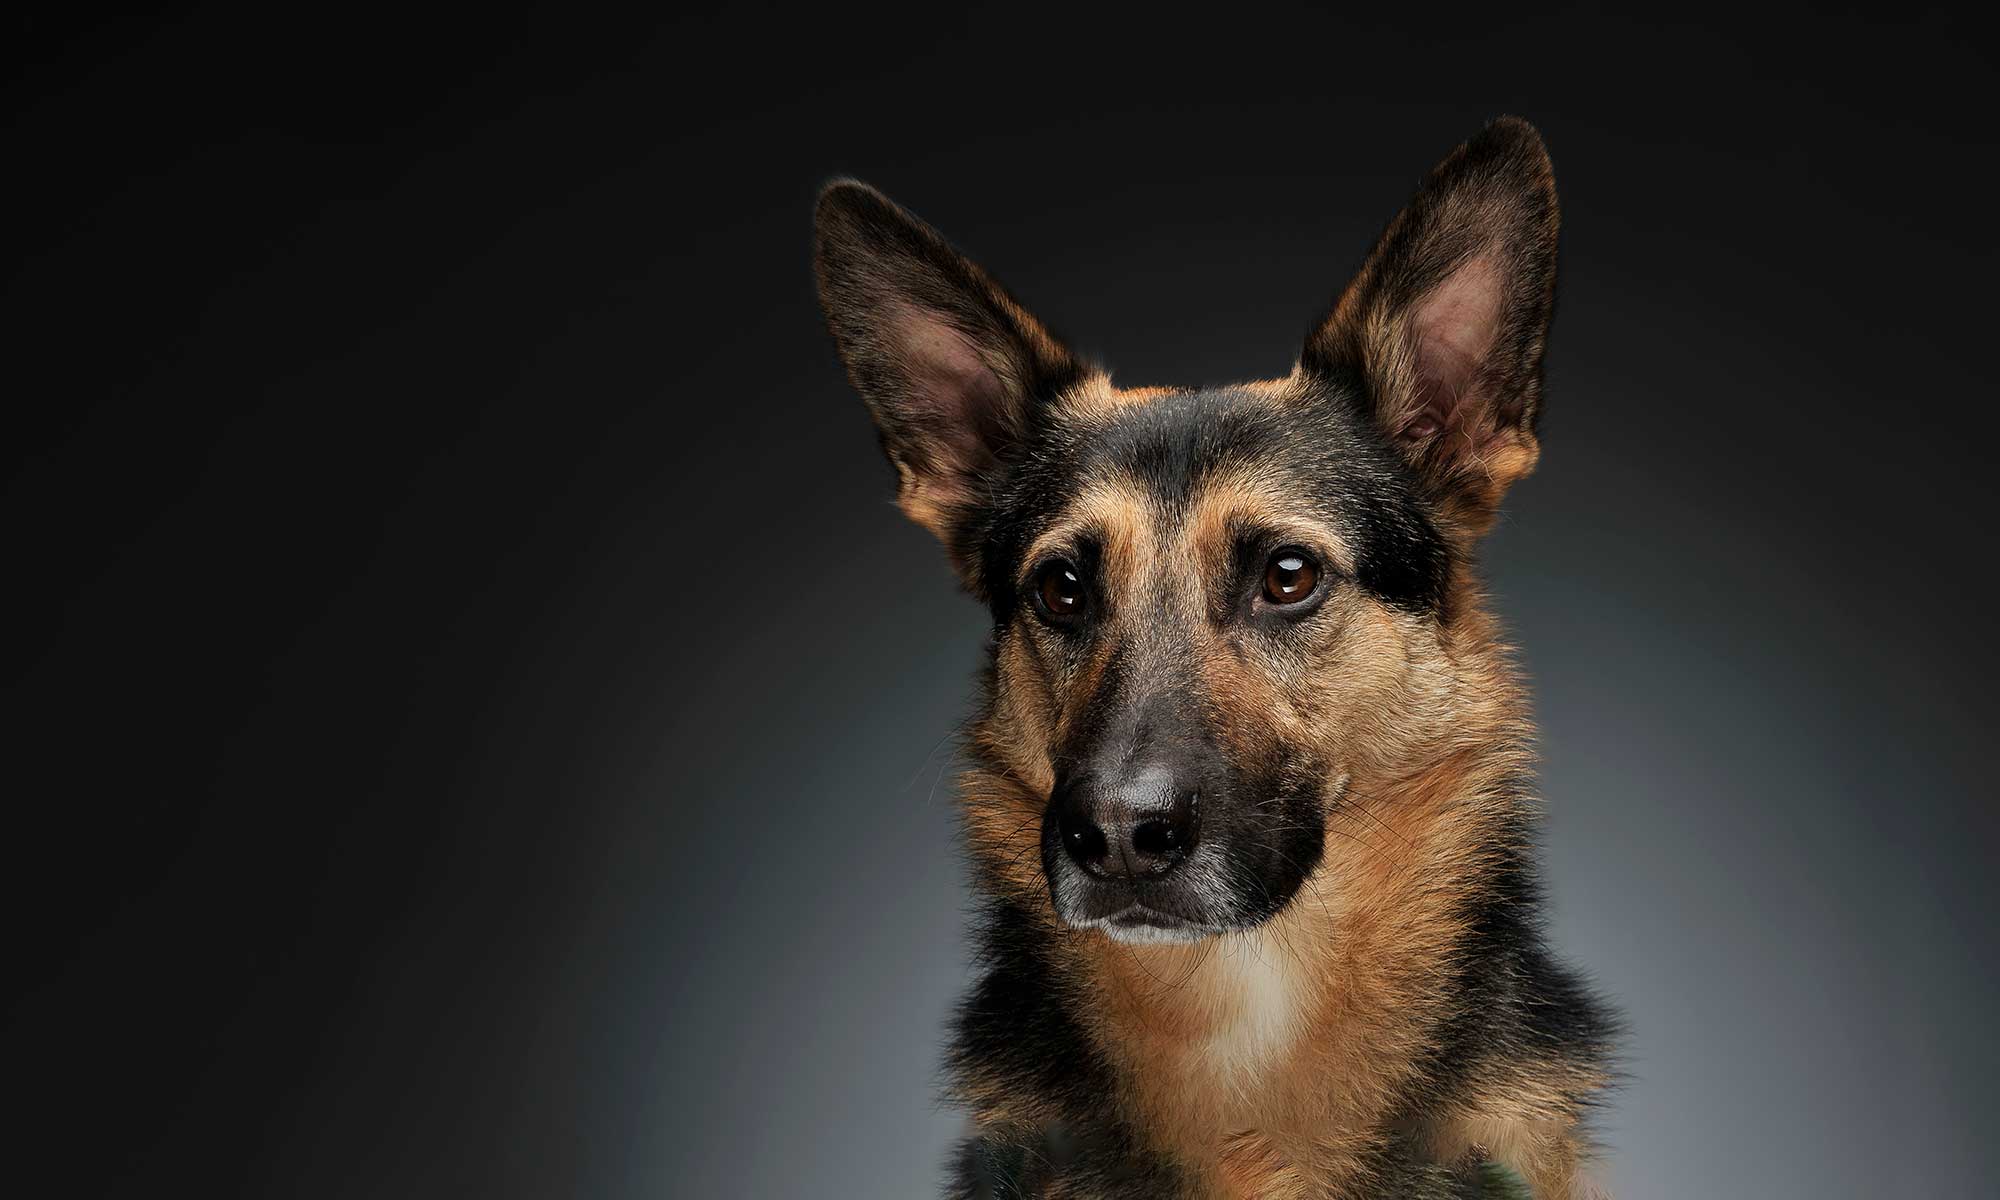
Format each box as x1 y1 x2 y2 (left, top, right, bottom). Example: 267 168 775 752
1303 117 1559 533
814 180 1085 555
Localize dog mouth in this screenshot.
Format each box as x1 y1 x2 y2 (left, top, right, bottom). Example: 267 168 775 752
1064 896 1232 944
1098 905 1216 943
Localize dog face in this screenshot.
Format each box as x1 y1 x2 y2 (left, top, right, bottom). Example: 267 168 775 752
816 119 1558 942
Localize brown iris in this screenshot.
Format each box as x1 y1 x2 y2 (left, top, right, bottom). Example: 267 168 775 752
1036 561 1087 620
1263 551 1318 605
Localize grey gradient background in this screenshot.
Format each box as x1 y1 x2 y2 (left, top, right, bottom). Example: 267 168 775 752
7 6 1996 1197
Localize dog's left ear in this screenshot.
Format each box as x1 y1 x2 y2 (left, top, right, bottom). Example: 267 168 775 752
1303 117 1559 532
814 180 1084 561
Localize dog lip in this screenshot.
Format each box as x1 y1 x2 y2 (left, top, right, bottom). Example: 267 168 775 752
1079 902 1234 944
1106 905 1184 929
1094 902 1226 935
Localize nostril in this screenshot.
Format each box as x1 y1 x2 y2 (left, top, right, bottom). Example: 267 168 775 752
1062 815 1109 867
1131 817 1187 862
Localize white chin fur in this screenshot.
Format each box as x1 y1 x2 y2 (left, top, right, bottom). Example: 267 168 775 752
1074 909 1220 945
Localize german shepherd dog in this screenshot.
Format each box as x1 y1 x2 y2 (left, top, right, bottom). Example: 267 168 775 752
814 118 1617 1198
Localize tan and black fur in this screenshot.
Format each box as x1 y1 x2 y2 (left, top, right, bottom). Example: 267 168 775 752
814 118 1617 1198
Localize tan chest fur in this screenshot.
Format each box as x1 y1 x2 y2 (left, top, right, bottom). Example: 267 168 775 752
1084 919 1422 1195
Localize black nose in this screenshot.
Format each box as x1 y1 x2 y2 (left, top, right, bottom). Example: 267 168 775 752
1053 764 1198 881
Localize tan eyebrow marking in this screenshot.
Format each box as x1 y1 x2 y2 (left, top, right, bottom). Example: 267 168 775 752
1017 481 1156 596
1182 467 1356 579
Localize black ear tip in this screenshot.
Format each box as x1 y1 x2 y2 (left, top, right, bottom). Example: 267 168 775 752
817 176 879 204
815 178 897 229
1472 116 1553 170
1484 114 1544 141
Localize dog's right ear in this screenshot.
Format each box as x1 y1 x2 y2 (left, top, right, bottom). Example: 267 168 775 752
1301 118 1559 537
814 181 1083 555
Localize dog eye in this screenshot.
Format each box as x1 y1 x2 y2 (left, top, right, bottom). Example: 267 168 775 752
1262 552 1319 605
1035 561 1088 621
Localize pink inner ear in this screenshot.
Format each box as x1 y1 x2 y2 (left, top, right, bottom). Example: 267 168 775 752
1402 254 1503 442
887 304 1009 484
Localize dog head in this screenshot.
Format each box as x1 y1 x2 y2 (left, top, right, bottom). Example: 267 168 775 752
815 119 1558 943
